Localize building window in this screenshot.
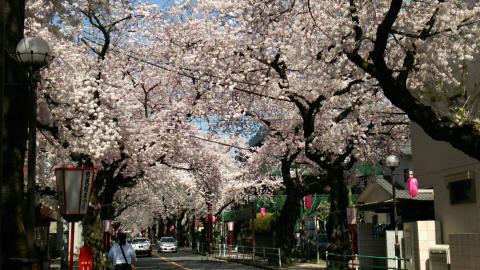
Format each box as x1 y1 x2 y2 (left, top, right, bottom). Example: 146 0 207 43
448 179 476 205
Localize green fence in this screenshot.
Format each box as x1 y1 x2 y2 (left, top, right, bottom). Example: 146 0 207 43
195 243 282 268
326 252 410 270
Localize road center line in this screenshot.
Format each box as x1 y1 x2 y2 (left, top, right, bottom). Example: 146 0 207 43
153 253 193 270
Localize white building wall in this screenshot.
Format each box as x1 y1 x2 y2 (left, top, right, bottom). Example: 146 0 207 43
411 122 480 243
450 233 480 270
404 221 438 270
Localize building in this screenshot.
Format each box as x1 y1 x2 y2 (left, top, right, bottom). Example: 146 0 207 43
411 121 480 270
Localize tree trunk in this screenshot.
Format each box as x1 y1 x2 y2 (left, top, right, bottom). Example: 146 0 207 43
274 187 302 262
81 193 106 270
326 170 350 269
176 215 185 247
1 1 31 269
81 170 114 270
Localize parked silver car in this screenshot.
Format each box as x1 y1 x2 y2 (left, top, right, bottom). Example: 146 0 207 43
158 237 178 253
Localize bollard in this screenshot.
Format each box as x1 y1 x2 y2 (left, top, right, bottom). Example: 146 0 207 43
355 254 359 270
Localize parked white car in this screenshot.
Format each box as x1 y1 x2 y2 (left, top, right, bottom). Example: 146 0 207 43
131 237 152 257
158 237 178 253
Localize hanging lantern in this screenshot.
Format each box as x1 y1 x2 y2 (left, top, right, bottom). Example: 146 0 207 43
212 215 217 223
102 219 112 233
227 221 234 232
55 167 95 222
260 207 266 218
305 195 313 209
170 225 175 233
407 176 419 197
346 205 358 225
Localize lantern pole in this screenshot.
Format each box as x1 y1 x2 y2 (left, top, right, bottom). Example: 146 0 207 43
207 202 212 254
386 154 401 270
248 193 256 260
391 166 401 269
347 206 357 270
227 221 234 256
350 223 355 270
69 222 75 270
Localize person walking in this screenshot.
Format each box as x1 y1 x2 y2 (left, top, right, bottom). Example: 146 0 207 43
108 232 137 270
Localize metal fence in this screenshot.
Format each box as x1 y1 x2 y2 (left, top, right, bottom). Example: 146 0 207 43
326 252 410 270
195 243 282 268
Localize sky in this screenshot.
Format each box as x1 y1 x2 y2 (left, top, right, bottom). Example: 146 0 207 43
148 0 175 10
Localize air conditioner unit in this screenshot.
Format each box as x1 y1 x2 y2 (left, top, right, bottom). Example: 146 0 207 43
429 245 450 270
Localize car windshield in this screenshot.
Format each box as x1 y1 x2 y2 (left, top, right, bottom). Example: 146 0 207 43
160 237 175 243
132 238 149 244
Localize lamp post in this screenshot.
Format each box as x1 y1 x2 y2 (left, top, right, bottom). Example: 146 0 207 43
207 202 213 254
248 193 257 259
386 154 401 269
227 221 234 255
15 36 53 264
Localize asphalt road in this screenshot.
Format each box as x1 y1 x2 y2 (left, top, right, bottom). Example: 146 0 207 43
134 250 261 270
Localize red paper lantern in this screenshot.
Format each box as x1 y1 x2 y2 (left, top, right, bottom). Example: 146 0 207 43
304 195 313 209
407 177 419 197
260 207 266 218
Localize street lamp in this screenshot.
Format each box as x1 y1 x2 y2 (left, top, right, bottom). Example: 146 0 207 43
386 154 401 269
15 36 53 268
248 193 257 259
16 37 54 71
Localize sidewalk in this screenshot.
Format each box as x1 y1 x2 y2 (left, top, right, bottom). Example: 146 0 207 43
191 249 327 270
217 258 327 270
286 261 326 269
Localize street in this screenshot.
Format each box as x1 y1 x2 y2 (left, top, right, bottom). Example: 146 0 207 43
135 250 261 270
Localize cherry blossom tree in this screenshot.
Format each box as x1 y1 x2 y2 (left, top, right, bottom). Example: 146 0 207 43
193 0 480 159
21 0 226 267
143 1 410 258
10 1 480 268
